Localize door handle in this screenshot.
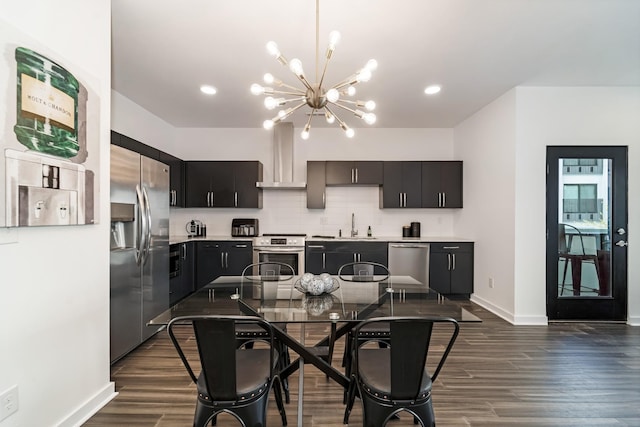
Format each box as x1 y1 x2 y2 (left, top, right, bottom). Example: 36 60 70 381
220 252 225 267
225 252 229 268
452 253 456 270
399 193 403 207
234 191 238 207
442 192 446 207
615 240 629 247
355 168 358 183
447 253 451 270
322 253 326 269
617 228 626 235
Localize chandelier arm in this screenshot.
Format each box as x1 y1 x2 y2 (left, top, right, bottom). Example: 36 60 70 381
318 51 332 90
294 74 314 91
276 81 304 92
328 101 358 115
270 89 307 96
332 78 360 91
324 105 347 128
278 101 308 120
303 108 315 136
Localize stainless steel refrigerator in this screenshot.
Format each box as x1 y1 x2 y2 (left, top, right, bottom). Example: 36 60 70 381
110 144 169 363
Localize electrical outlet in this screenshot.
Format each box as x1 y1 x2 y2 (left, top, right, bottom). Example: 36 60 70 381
0 385 18 421
488 277 495 288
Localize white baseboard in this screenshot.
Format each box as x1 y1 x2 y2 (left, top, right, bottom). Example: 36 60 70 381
627 315 640 326
469 294 548 325
57 382 117 427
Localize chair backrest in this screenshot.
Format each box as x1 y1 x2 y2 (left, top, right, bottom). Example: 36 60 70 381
353 316 459 400
337 261 390 282
559 223 588 255
242 261 295 282
167 315 275 400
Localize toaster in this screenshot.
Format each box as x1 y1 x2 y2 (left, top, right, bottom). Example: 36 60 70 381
231 218 259 237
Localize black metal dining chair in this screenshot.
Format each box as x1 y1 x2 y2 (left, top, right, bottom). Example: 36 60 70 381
337 262 391 384
239 262 295 403
167 315 287 427
343 316 460 426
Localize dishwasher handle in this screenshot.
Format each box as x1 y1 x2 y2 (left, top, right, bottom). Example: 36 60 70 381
389 244 430 249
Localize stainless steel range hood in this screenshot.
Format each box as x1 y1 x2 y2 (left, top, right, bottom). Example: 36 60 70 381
256 122 307 189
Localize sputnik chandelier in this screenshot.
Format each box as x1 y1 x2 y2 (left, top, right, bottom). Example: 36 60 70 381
251 0 377 139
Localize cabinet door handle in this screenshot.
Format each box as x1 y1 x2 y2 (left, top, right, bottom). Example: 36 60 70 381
225 252 229 269
322 253 326 269
355 168 358 183
220 252 225 267
452 253 456 270
181 243 186 259
235 244 248 248
442 192 446 207
308 245 325 249
447 253 451 270
322 192 325 206
234 191 238 207
443 246 460 249
399 193 402 207
404 193 407 207
351 168 354 183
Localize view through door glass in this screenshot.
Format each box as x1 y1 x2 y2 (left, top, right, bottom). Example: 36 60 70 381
546 146 628 321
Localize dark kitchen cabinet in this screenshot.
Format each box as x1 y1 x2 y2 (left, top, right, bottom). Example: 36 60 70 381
380 161 422 208
306 241 388 274
421 161 463 208
195 240 252 289
326 161 383 185
306 161 326 209
111 130 160 161
170 242 195 305
185 161 263 208
428 242 474 296
159 151 185 207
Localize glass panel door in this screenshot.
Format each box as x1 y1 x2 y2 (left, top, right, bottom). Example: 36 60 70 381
547 146 627 321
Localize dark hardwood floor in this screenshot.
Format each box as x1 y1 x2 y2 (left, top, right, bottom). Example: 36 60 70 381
84 301 640 426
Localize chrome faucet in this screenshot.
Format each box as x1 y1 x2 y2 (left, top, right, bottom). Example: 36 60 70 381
351 212 358 237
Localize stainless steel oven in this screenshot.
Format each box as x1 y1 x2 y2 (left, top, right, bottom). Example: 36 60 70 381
252 234 305 275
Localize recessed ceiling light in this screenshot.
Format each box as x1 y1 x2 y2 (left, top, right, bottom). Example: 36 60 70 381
200 85 217 95
424 85 441 95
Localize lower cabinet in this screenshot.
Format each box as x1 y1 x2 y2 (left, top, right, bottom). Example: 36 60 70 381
305 241 388 274
195 240 253 289
428 242 474 295
170 242 195 305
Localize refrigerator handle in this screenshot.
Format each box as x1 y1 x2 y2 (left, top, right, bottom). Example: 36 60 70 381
135 184 147 266
141 186 152 264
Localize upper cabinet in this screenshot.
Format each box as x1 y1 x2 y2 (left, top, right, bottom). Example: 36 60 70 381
325 161 383 185
306 161 326 209
159 151 184 207
185 161 263 208
421 161 463 208
380 161 422 208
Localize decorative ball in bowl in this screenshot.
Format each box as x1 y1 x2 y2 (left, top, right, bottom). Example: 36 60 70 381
302 293 338 316
294 272 339 295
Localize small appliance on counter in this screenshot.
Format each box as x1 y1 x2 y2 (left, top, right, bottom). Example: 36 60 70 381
410 222 421 237
231 218 259 237
186 219 206 237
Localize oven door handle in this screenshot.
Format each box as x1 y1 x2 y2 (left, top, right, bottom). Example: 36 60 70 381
253 247 304 253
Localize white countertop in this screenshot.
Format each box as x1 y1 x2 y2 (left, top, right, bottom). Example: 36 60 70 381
170 235 473 245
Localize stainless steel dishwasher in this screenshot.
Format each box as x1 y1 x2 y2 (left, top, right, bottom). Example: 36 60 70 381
388 243 430 287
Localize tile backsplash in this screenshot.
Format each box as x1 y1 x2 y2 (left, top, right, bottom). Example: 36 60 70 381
170 186 456 237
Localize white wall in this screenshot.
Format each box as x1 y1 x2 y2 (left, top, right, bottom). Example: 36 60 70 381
111 90 177 155
454 90 518 321
0 1 113 426
514 87 640 325
455 86 640 325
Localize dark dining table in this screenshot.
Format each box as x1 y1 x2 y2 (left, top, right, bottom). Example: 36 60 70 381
149 275 480 425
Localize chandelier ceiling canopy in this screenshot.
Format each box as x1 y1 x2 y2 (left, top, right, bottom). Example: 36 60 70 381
251 0 377 139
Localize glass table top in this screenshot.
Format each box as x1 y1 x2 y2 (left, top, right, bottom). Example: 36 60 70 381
149 275 482 326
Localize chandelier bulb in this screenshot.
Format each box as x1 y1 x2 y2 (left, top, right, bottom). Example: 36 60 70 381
346 128 355 138
346 86 356 96
365 100 376 111
264 97 277 110
364 113 377 125
365 59 378 71
263 119 274 130
251 83 264 95
263 73 274 84
328 31 341 49
266 41 280 57
356 68 372 83
325 110 335 124
289 58 305 78
326 88 340 103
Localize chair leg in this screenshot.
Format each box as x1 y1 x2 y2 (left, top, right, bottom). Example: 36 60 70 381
272 376 288 426
194 401 215 427
343 378 358 424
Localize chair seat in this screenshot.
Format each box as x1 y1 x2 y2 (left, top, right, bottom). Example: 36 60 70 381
358 348 432 401
197 348 272 401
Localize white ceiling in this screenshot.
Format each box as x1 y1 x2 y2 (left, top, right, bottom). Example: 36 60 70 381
111 0 640 130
